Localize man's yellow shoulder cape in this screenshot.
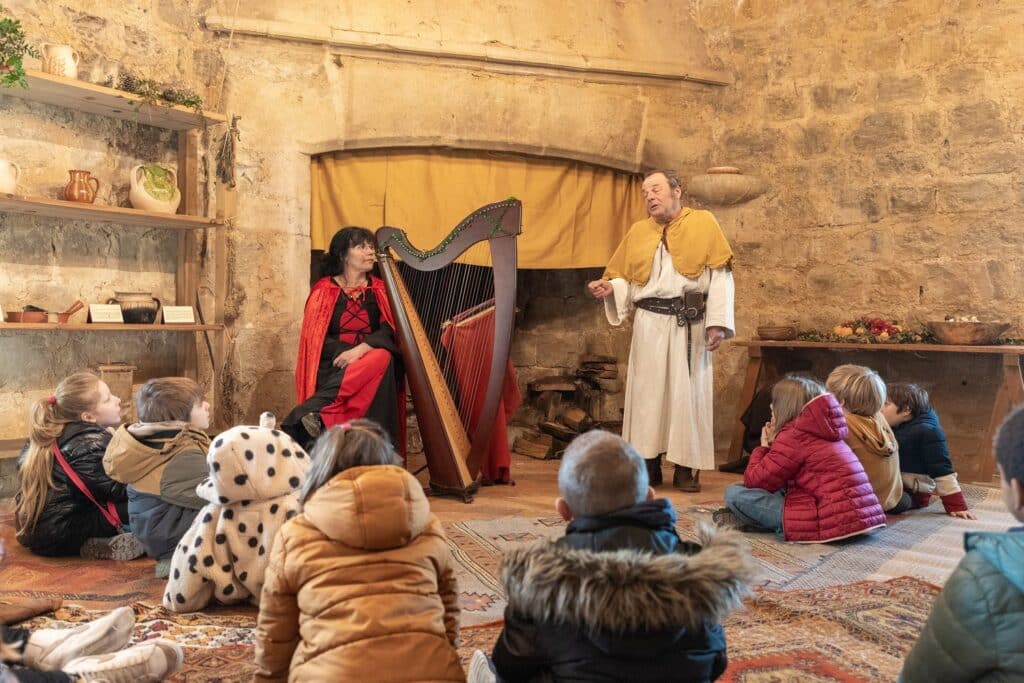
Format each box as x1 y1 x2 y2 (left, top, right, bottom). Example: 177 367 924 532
602 208 733 284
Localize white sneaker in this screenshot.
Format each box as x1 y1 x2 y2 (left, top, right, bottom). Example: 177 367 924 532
467 649 496 683
63 639 184 683
21 606 135 671
80 533 146 561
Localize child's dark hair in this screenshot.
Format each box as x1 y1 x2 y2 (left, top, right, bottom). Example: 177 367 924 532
299 419 402 504
135 377 205 423
886 382 930 418
995 405 1024 485
320 226 375 278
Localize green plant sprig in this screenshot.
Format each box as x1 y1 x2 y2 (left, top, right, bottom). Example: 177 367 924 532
102 71 204 115
0 4 41 89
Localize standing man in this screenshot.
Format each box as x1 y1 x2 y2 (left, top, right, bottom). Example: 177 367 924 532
587 170 735 492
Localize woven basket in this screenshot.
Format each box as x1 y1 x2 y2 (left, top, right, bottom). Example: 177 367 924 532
757 325 797 341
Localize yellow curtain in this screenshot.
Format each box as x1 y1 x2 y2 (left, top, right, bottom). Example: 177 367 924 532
310 149 645 268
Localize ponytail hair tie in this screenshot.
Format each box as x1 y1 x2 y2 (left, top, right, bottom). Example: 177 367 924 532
47 395 57 406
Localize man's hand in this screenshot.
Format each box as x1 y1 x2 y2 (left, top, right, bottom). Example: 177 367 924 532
333 343 370 368
949 509 977 520
706 326 726 351
587 279 613 299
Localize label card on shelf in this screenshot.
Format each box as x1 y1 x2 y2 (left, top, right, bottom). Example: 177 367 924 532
88 304 124 324
162 306 196 324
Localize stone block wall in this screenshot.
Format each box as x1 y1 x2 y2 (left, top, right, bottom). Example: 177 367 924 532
692 0 1024 477
0 0 224 436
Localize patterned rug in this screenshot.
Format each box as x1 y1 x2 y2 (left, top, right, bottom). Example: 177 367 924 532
447 483 1013 625
18 602 257 682
0 485 1010 681
428 576 939 681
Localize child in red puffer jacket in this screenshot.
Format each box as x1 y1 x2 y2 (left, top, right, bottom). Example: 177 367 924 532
715 376 886 543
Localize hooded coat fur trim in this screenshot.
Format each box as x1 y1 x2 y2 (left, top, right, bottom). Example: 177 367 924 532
501 524 756 634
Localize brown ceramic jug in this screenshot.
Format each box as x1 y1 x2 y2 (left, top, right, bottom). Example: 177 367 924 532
64 170 99 203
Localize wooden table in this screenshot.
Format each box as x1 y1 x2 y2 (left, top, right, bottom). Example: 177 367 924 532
728 340 1024 482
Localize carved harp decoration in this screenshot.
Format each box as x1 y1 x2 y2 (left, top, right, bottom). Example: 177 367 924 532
375 198 522 501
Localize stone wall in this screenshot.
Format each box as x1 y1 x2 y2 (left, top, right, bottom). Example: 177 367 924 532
691 0 1024 479
0 0 722 438
0 0 224 436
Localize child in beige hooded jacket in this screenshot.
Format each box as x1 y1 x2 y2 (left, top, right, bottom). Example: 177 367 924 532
255 420 463 682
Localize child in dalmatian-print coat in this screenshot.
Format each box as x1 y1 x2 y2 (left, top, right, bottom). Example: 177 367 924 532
163 425 308 613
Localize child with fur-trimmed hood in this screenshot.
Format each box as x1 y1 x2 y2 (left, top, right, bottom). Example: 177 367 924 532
482 430 756 683
163 424 308 613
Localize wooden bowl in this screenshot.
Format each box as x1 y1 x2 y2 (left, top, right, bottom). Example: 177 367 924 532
757 325 797 341
926 321 1010 345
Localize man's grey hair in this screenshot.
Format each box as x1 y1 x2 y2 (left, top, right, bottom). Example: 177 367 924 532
558 430 649 517
642 168 682 191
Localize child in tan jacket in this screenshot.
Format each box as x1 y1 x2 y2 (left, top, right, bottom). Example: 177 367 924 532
827 364 911 514
254 420 463 682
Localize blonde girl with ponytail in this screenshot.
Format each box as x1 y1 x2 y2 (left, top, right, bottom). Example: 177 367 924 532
15 372 141 559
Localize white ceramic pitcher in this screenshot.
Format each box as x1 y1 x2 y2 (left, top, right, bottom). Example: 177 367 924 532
0 159 20 195
41 43 80 79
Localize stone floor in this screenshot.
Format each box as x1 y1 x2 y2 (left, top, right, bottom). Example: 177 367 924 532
408 451 741 523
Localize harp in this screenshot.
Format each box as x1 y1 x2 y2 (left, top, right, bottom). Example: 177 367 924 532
375 199 522 501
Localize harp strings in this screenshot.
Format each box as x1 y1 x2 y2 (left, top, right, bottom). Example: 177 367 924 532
397 257 497 433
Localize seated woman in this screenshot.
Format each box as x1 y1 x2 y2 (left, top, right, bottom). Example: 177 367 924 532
282 227 403 452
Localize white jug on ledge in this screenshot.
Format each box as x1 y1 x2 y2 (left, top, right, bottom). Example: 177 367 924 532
41 43 80 80
0 159 20 195
129 164 182 214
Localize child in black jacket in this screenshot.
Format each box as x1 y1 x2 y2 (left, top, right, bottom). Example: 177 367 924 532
884 383 976 520
472 430 755 683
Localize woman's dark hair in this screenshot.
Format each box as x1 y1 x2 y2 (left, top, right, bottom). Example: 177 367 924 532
299 418 402 504
320 226 376 278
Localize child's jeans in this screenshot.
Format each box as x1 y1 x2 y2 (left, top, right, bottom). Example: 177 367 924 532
724 484 784 534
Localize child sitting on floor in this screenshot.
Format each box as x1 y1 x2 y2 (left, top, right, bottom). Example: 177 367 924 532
826 365 910 514
472 429 755 683
15 372 142 561
900 405 1024 682
0 540 183 682
716 375 886 542
103 378 212 578
163 422 308 613
884 383 976 520
254 420 462 682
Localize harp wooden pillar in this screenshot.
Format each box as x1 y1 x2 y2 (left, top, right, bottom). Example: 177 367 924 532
375 199 522 501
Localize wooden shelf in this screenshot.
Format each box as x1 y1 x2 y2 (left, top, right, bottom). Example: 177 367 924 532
0 323 223 331
732 339 1024 355
1 70 226 130
0 193 224 230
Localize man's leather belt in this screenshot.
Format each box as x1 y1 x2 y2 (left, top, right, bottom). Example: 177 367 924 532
635 293 706 328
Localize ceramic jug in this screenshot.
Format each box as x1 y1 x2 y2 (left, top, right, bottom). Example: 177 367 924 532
107 291 162 324
0 159 19 195
40 43 80 79
64 170 99 204
129 164 181 214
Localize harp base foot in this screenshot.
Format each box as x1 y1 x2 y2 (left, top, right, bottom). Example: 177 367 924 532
428 478 480 503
